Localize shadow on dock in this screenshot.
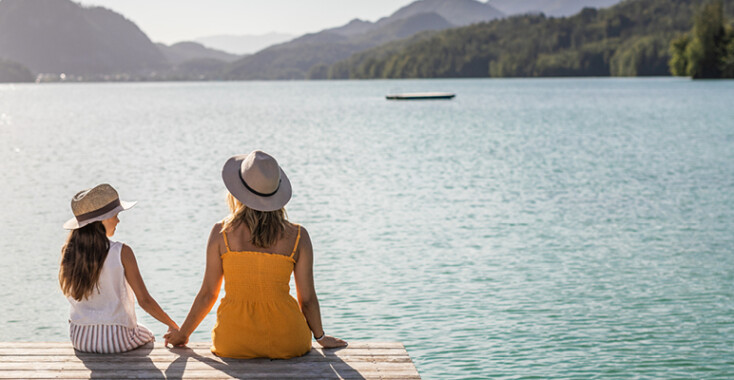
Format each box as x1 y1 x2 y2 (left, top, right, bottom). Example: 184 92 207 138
74 342 165 379
0 342 414 379
165 346 365 380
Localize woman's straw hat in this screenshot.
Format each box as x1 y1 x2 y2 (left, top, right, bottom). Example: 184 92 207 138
63 184 136 230
221 150 292 212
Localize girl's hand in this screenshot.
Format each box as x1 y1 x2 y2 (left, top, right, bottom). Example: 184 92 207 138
164 328 189 347
316 335 348 348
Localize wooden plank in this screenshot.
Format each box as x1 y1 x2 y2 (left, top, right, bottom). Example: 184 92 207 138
0 367 421 379
0 355 414 363
0 342 405 349
0 371 421 379
0 348 407 357
0 342 421 379
0 361 417 371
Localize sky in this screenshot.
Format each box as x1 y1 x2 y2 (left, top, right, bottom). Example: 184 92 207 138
76 0 418 44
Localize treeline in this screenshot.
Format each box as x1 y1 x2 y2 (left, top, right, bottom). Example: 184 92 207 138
326 0 734 79
670 0 734 78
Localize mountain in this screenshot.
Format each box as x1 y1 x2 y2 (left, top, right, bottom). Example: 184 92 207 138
225 0 503 80
225 12 454 80
489 0 623 17
329 0 731 78
194 33 295 55
0 59 33 82
0 0 167 75
328 19 376 37
322 0 504 37
156 42 241 65
359 12 455 45
388 0 504 25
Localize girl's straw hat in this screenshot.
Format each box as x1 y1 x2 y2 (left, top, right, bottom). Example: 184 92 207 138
221 150 292 212
63 184 136 230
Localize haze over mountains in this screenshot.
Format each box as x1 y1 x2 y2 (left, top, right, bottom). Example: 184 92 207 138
181 0 625 57
193 33 295 55
0 0 635 82
156 42 240 65
0 0 167 75
225 0 505 79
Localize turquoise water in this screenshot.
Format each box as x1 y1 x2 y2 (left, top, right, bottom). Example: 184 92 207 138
0 78 733 378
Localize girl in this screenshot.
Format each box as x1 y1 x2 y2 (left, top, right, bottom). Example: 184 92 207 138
60 183 177 353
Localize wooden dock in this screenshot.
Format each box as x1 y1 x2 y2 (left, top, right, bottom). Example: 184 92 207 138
0 342 420 379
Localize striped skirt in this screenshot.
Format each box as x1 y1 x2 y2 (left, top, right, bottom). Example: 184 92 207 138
69 323 155 353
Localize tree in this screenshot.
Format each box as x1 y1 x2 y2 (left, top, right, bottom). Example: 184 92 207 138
307 64 329 80
669 0 733 78
722 34 734 76
611 35 670 76
669 34 691 75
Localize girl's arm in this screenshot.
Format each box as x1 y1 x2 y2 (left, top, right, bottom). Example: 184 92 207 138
293 227 347 348
120 245 178 331
165 224 224 346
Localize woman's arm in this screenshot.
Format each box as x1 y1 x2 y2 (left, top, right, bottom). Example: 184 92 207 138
293 227 347 348
120 245 178 331
165 224 224 346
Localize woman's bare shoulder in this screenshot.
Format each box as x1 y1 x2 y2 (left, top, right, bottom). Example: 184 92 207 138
299 225 310 240
293 223 312 253
289 222 310 238
207 221 226 249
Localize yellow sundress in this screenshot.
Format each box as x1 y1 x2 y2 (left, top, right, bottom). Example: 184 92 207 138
211 225 312 359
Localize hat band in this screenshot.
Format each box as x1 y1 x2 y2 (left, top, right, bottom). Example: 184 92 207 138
75 199 121 223
240 172 281 197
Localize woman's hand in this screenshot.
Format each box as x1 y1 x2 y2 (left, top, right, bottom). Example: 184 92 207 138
316 335 348 348
164 328 189 347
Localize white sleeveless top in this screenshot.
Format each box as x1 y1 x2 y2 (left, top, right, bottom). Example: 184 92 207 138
67 241 137 328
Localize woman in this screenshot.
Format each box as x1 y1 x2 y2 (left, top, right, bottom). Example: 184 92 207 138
165 150 346 358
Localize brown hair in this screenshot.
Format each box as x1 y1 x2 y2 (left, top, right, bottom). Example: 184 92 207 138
59 222 110 301
222 193 289 248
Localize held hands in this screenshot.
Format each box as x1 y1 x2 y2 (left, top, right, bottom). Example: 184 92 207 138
164 327 189 347
316 335 348 348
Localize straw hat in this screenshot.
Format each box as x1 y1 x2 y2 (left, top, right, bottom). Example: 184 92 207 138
63 184 136 230
221 150 292 212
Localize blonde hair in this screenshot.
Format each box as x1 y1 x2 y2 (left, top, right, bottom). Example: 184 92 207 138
222 193 290 248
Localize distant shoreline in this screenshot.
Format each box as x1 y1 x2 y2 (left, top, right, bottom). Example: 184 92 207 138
5 74 699 85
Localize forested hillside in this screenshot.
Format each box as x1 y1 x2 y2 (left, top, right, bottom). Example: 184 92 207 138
489 0 622 17
329 0 734 79
224 0 502 80
670 0 734 78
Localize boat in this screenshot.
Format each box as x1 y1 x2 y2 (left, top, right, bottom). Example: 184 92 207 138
385 92 456 100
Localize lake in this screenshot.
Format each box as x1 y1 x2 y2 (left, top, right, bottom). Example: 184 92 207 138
1 78 733 378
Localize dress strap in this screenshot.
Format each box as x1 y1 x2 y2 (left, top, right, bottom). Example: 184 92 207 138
289 225 301 259
222 230 231 253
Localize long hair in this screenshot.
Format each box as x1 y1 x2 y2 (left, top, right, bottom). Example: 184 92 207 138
221 193 289 248
59 221 110 301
